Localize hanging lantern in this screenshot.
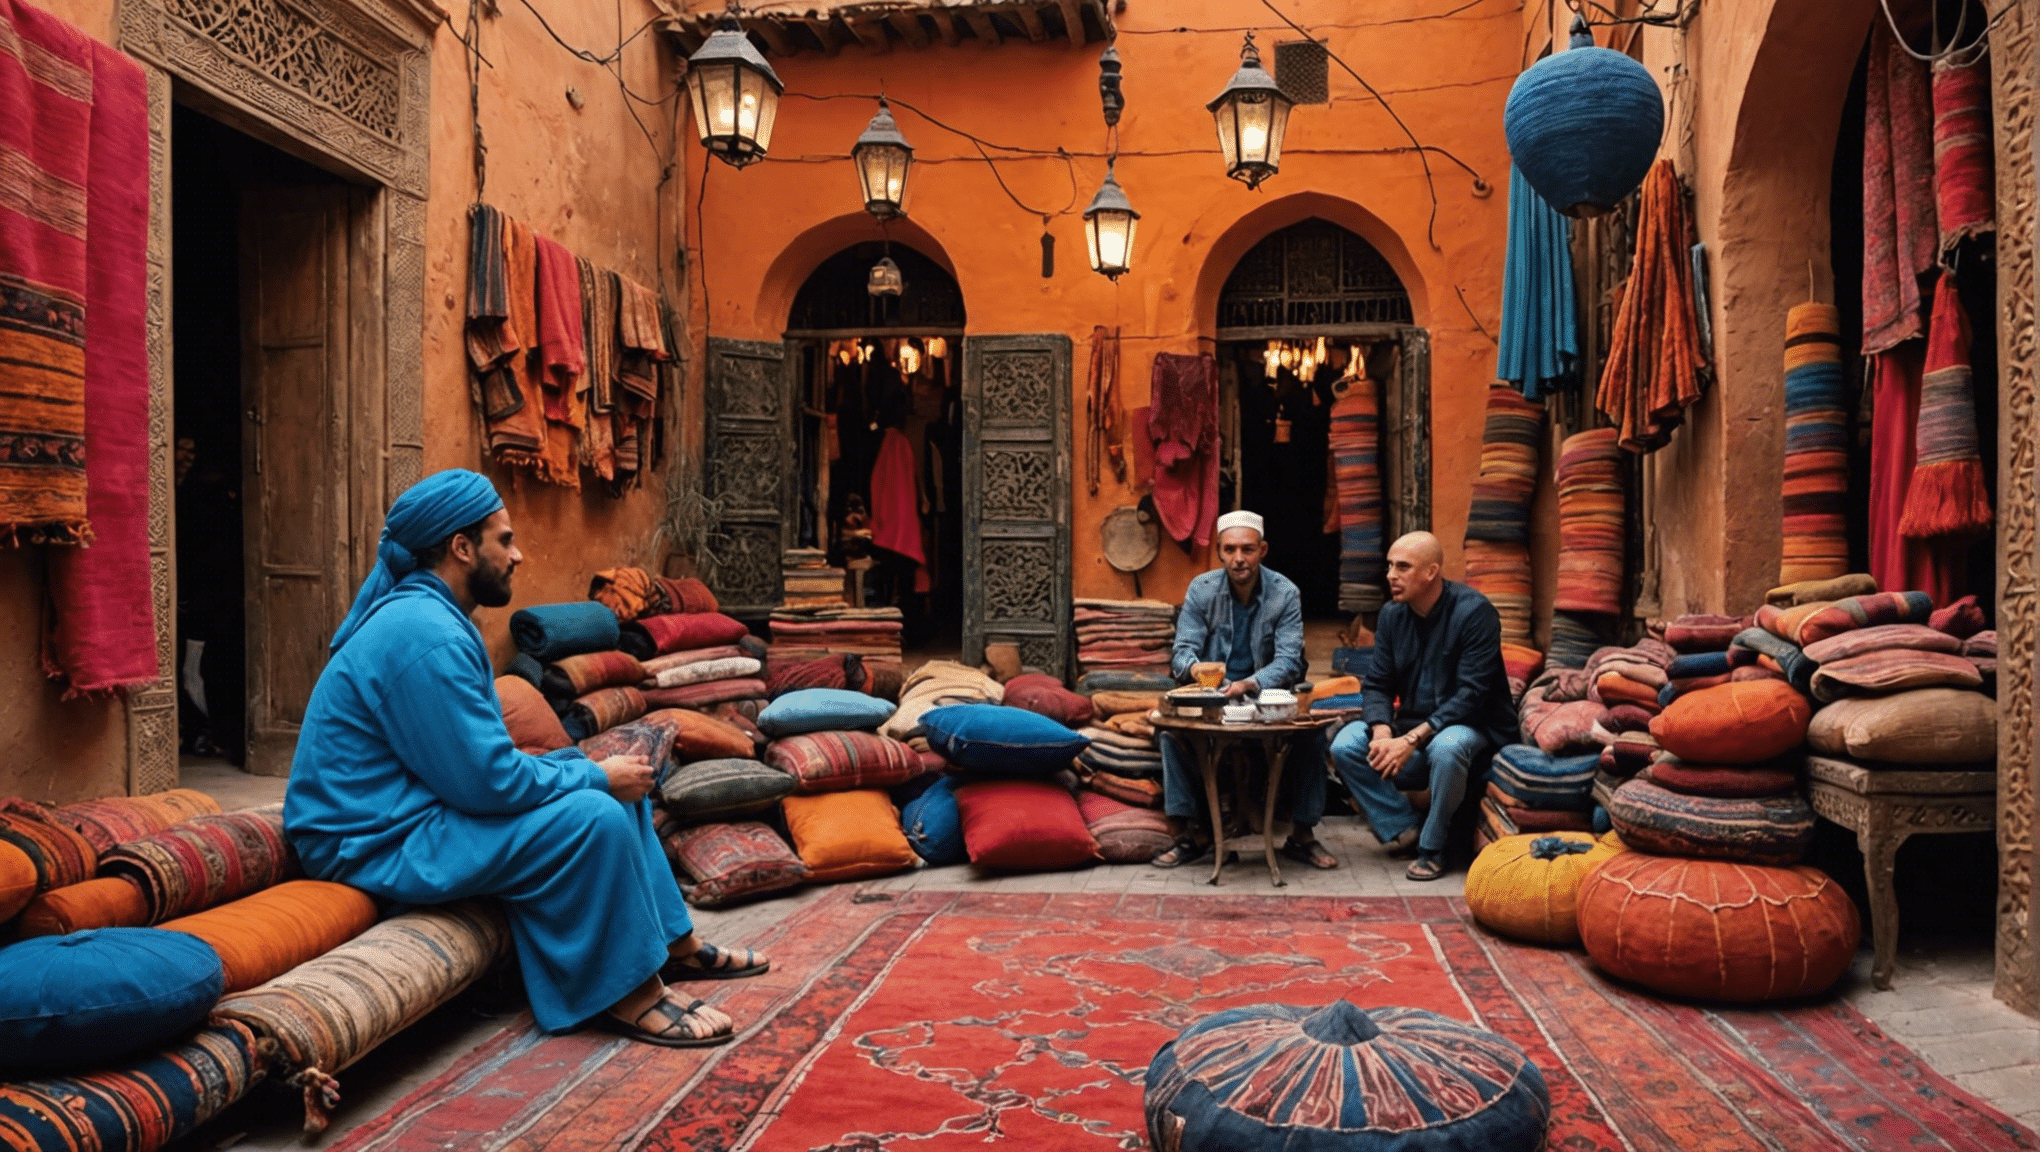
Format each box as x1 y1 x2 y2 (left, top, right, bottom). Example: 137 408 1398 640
868 256 905 297
1083 160 1140 280
1207 32 1292 191
684 12 784 169
1503 14 1663 217
852 99 913 219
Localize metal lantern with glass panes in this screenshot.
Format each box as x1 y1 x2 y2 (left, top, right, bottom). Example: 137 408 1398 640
1207 32 1291 190
684 13 783 169
852 99 913 219
867 256 905 297
1083 161 1139 280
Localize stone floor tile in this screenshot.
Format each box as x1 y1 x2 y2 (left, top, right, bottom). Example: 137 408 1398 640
1950 1063 2040 1108
1907 1028 2040 1077
1875 1001 2031 1040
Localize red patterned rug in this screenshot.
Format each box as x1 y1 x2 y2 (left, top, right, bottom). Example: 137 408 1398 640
328 889 2036 1152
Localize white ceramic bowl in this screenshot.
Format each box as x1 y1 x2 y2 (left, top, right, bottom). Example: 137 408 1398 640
1221 702 1257 724
1256 700 1298 723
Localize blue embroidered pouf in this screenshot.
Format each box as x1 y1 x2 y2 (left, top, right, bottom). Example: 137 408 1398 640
1144 1001 1549 1152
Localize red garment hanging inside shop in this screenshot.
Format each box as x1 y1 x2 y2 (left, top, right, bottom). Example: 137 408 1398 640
868 427 930 592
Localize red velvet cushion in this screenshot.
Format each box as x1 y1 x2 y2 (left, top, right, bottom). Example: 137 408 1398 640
954 780 1098 871
1000 674 1096 728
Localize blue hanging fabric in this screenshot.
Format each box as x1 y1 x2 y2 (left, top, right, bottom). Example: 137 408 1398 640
1496 164 1579 400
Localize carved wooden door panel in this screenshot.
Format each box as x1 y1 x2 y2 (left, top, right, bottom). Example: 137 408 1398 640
704 338 794 615
240 186 353 776
961 334 1073 677
1391 326 1431 538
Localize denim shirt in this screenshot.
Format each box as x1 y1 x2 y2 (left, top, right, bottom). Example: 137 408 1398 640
1169 566 1307 690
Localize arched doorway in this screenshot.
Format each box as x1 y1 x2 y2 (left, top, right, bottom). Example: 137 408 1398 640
1214 218 1427 621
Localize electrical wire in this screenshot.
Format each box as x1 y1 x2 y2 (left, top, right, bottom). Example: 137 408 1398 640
1878 0 2013 66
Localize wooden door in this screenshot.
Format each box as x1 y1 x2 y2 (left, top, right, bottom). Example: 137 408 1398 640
240 187 353 776
961 334 1073 677
703 338 795 615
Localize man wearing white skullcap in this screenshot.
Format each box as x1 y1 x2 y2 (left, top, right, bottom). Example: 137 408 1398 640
1149 509 1337 871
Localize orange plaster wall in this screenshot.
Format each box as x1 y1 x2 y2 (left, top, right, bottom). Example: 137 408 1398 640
681 0 1517 610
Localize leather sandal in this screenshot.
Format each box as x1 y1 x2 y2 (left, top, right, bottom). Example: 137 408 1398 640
593 995 734 1048
1405 854 1447 882
1150 836 1213 869
1279 837 1339 870
661 941 769 982
1381 828 1420 858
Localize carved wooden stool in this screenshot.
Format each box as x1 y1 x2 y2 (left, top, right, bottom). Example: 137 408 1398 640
1803 755 1996 991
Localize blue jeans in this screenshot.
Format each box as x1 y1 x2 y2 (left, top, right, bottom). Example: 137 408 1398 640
1159 729 1329 835
1329 723 1491 854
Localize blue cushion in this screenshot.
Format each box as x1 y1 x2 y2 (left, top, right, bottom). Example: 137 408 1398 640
756 688 898 738
508 602 621 663
1146 1000 1550 1152
0 928 225 1073
900 776 967 865
921 704 1091 776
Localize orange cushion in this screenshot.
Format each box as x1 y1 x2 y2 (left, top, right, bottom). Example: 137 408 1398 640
14 876 152 937
158 880 380 993
781 790 917 883
0 840 36 922
1576 852 1859 1002
497 676 572 754
1649 680 1811 765
670 709 757 763
955 780 1099 871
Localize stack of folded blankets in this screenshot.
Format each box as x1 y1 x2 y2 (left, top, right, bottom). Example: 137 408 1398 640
511 594 767 738
1462 384 1544 647
768 605 904 671
1549 428 1624 668
1072 598 1177 679
1075 709 1165 810
1330 372 1387 613
1791 586 1998 768
1479 743 1600 848
780 548 848 608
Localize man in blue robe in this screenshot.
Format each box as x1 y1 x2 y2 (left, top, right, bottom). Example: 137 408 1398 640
285 470 762 1047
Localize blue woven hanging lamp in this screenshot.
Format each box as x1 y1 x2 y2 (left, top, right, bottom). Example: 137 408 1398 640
1504 14 1663 217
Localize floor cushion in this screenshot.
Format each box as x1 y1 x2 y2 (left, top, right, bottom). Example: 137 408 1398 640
1801 623 1962 665
0 928 225 1073
954 780 1097 871
1077 790 1174 863
1523 699 1608 756
0 840 35 923
1650 680 1811 764
1000 674 1097 728
660 758 796 821
767 731 925 793
1605 779 1814 865
922 704 1092 777
542 651 647 702
1466 831 1624 945
1639 759 1798 798
159 880 380 994
782 790 917 883
14 876 152 938
1663 613 1748 651
1089 690 1163 717
1576 852 1860 1002
509 602 620 663
624 611 748 654
1805 687 1997 763
663 820 811 908
901 776 968 865
1144 1000 1550 1152
1083 769 1163 808
758 688 898 738
1597 731 1659 778
1808 648 1984 702
1791 590 1936 646
643 655 763 690
666 710 758 764
1488 745 1599 811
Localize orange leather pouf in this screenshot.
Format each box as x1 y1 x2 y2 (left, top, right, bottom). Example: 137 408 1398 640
159 880 380 993
1576 852 1860 1003
1465 831 1624 945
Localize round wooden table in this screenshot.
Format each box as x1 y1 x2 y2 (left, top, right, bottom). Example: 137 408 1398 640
1147 711 1338 887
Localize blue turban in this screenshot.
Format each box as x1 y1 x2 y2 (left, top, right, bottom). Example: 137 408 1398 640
330 469 505 653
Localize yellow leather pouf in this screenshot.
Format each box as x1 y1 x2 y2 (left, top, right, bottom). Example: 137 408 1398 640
1465 831 1623 945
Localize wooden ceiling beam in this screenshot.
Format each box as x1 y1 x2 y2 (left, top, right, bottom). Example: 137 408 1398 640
930 9 961 46
804 16 845 55
886 11 931 48
1014 4 1048 42
846 15 892 52
1055 0 1085 44
746 19 792 57
963 10 1000 45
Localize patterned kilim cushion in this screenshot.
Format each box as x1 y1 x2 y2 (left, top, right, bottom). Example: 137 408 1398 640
766 732 925 794
1077 789 1173 863
0 1021 264 1152
0 802 97 896
662 820 810 908
1606 779 1814 865
1801 623 1961 665
1808 648 1984 702
658 758 796 821
1144 1000 1550 1152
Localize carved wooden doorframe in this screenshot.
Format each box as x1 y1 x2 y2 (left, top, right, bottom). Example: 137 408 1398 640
117 0 434 793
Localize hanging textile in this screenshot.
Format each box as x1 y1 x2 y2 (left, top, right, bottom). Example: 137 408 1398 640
867 427 928 592
1086 326 1126 495
21 3 158 692
1931 56 1996 253
614 274 666 483
1778 303 1849 585
1496 165 1579 400
1328 372 1384 614
1867 345 1962 605
1899 270 1992 541
0 0 101 546
532 236 584 490
1147 353 1219 550
576 258 618 481
1861 23 1936 355
1462 384 1544 646
1595 159 1707 453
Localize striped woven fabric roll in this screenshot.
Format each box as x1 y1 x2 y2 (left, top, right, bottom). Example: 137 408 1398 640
1554 428 1624 615
1330 373 1385 613
1898 270 1991 540
1464 385 1544 646
96 809 297 923
1931 56 1995 250
1780 303 1849 584
1548 611 1604 670
52 789 222 855
1466 539 1534 647
0 1022 265 1152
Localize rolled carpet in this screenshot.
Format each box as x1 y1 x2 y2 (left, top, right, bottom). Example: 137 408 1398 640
0 1021 265 1152
158 880 380 994
509 602 620 663
1779 302 1849 584
212 900 511 1135
97 809 296 923
564 686 647 737
52 790 222 855
1606 778 1815 865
